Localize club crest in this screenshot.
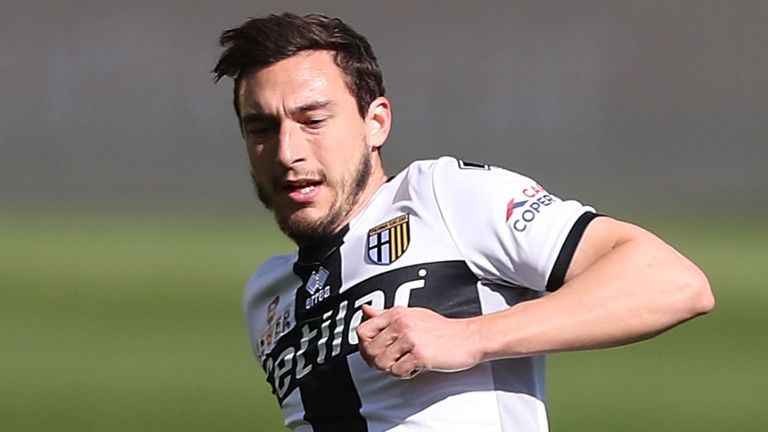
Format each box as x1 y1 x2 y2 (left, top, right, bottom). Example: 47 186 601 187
367 214 410 265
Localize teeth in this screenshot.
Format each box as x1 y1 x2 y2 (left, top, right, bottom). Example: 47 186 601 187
300 185 316 194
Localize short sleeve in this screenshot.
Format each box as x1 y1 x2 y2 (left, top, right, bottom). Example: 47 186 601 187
431 157 596 292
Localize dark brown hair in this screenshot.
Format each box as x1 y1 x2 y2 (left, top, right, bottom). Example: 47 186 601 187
213 13 385 120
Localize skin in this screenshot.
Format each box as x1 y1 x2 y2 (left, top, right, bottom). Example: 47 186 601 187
237 50 391 246
236 49 715 380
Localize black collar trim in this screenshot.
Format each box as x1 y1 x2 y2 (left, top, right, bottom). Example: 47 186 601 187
296 224 349 265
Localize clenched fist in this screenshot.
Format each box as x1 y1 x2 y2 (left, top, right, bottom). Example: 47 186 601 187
356 305 484 379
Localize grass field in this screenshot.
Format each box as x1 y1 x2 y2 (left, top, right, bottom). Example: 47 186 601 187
1 208 766 431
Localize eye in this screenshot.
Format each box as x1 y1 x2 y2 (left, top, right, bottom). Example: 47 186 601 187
247 126 271 136
304 117 327 129
245 120 278 138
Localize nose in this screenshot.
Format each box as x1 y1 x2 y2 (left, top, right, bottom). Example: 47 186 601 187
275 122 305 167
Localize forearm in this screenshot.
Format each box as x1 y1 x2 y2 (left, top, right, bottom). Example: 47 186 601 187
471 234 714 361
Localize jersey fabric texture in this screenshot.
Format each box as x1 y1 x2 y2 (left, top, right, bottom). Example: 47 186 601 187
244 156 597 432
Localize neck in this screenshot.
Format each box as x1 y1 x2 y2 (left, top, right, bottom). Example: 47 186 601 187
336 162 388 231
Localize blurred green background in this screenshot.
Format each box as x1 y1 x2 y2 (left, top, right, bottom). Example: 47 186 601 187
2 1 766 431
2 209 765 431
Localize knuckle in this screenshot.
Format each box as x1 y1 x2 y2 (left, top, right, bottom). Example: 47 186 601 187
392 315 414 332
409 345 426 361
390 306 409 318
373 358 391 371
358 343 370 355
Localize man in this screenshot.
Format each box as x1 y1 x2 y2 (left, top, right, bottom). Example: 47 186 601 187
213 13 714 432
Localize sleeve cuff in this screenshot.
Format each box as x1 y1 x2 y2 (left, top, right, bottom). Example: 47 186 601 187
545 211 601 292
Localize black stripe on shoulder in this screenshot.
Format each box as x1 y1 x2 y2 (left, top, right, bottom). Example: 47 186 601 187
546 212 600 292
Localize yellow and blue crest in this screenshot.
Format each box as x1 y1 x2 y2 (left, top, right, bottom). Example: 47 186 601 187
367 214 410 265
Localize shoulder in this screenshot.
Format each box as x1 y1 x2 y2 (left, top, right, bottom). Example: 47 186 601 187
433 157 533 188
382 156 542 232
244 253 298 303
398 156 538 212
394 156 533 195
247 253 297 281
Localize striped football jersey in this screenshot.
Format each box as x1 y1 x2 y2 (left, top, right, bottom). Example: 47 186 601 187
244 156 597 431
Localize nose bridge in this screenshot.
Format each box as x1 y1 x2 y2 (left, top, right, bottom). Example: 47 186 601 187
276 120 303 166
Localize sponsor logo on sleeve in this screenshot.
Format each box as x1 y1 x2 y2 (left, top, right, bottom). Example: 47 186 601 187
506 183 559 232
506 199 529 221
367 214 410 265
522 183 547 198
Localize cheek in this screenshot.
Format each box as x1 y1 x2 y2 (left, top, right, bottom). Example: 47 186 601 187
247 144 269 169
247 148 273 186
324 134 366 170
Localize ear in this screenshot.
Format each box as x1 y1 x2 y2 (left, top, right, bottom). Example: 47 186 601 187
364 96 392 150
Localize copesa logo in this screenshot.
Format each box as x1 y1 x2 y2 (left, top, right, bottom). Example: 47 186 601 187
506 183 560 232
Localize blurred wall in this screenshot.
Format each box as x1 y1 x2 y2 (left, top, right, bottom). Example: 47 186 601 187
1 0 766 213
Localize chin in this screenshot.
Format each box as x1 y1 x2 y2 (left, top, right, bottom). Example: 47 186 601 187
278 208 324 233
286 206 325 224
276 204 347 245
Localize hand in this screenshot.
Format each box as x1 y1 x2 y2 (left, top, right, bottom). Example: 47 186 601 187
356 305 483 379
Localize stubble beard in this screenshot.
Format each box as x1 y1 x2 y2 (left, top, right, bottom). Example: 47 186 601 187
252 149 373 246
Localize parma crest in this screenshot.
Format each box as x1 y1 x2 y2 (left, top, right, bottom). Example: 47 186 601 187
367 214 410 265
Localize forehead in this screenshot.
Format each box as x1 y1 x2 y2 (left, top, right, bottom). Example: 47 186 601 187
238 50 352 114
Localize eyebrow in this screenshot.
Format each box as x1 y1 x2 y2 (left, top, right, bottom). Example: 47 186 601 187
241 100 335 125
241 112 272 126
288 100 335 116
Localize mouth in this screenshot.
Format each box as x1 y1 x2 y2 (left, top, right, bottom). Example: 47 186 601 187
282 178 323 203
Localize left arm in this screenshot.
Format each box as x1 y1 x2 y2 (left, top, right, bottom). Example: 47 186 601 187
357 216 714 378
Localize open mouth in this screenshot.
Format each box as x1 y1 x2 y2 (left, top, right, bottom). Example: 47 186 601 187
283 179 323 201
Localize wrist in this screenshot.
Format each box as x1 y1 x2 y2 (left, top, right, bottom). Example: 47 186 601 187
466 309 531 363
464 315 499 364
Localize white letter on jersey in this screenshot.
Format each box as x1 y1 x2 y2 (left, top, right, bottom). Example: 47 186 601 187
317 310 333 364
274 347 295 399
295 325 317 379
393 269 427 307
348 290 385 345
332 300 348 356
